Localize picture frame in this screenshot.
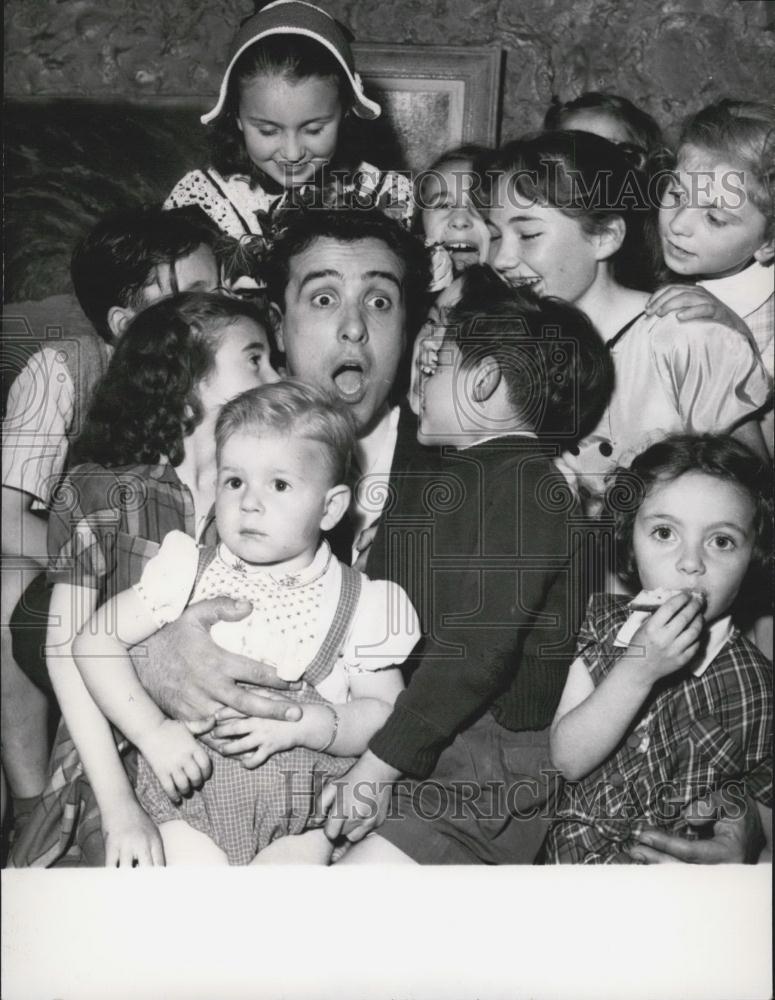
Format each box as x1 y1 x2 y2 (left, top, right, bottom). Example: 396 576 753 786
351 43 503 172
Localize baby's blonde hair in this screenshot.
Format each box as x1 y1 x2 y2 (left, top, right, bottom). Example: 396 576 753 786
215 380 356 485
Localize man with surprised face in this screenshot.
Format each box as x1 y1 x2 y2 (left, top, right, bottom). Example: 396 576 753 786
133 210 430 739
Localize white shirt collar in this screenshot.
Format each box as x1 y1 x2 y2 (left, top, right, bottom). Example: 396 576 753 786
349 406 402 560
614 609 734 678
698 261 774 319
354 405 400 478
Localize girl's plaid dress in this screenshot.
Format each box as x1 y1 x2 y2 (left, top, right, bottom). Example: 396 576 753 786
546 594 772 864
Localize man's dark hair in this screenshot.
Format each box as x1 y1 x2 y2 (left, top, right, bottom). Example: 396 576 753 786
264 208 432 341
70 204 220 344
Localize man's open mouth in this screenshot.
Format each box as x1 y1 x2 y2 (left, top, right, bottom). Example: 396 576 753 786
332 361 367 401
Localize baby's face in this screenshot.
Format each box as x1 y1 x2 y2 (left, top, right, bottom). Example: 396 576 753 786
215 430 343 572
658 144 774 278
632 471 756 623
420 160 490 273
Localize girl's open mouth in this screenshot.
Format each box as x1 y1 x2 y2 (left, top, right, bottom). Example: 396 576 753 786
444 241 481 267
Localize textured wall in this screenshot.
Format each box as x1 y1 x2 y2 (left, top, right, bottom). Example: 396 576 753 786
5 0 775 142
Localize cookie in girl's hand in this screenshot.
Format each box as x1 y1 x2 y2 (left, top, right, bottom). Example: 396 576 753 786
629 587 707 613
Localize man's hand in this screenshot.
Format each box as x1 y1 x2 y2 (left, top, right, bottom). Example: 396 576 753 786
131 596 303 723
628 791 765 864
318 750 401 843
645 285 752 339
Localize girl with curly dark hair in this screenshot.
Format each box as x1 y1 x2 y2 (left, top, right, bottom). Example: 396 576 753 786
12 291 279 868
71 291 278 469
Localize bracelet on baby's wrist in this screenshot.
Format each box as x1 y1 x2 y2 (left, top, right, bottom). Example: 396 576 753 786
318 705 339 752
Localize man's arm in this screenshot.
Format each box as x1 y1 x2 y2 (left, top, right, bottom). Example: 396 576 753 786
629 790 768 864
131 596 305 723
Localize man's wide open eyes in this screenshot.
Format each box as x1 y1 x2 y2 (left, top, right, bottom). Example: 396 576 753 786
368 294 393 310
311 292 336 307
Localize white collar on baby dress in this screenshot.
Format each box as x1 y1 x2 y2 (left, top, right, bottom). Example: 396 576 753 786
699 261 773 319
216 539 333 588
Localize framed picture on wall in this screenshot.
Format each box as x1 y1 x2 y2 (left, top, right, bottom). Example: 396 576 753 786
351 43 503 172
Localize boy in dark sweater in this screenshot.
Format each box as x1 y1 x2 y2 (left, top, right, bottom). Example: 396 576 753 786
321 267 614 862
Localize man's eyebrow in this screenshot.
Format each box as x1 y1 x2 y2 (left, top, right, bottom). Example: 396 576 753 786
364 270 403 290
296 268 404 292
297 269 343 292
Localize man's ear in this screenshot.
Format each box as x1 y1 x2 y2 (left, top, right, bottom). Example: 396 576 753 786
593 216 626 261
270 303 286 352
472 355 502 404
320 484 351 531
106 305 135 340
753 238 775 265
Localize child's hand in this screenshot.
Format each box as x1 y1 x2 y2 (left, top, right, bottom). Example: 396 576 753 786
140 718 213 803
645 285 751 338
427 243 454 292
102 799 165 867
628 592 705 682
210 708 306 767
318 750 401 843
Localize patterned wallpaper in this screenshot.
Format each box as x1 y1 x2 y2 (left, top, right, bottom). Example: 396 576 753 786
6 0 775 142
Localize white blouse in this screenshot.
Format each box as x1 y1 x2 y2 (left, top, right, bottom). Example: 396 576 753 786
560 309 771 501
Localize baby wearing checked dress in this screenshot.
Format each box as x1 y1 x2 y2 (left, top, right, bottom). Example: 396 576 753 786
73 383 419 864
